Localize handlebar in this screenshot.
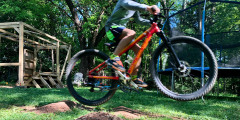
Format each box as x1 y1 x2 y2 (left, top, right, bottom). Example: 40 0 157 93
150 7 166 24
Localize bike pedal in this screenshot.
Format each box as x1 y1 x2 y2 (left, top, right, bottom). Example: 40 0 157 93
130 81 139 89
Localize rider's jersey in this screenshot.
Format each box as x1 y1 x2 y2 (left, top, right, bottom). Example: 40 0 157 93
105 0 150 32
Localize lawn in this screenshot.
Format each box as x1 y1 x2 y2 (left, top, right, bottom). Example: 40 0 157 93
0 86 239 120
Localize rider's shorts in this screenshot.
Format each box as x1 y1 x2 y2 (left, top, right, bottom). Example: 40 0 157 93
106 26 125 42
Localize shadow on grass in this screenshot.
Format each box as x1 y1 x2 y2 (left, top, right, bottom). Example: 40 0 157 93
0 87 72 109
104 90 240 119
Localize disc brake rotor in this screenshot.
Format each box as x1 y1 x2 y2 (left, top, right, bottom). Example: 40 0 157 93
175 61 191 77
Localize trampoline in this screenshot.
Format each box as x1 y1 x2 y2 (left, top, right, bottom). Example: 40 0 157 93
158 0 240 78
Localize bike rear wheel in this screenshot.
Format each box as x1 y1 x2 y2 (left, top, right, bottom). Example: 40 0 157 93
66 49 118 106
150 36 218 101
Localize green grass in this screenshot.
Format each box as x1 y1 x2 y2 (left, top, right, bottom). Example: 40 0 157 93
0 87 239 120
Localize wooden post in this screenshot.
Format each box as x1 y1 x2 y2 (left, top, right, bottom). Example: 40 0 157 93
56 41 60 79
18 22 24 86
33 48 37 76
68 45 71 62
32 80 41 88
0 35 1 59
59 45 71 81
52 49 54 73
40 76 51 88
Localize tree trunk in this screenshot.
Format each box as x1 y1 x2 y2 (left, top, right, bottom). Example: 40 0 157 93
65 0 86 50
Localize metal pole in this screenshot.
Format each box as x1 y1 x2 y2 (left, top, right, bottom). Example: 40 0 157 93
201 0 207 102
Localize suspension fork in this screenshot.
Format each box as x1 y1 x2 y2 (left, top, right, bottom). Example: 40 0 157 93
157 31 182 68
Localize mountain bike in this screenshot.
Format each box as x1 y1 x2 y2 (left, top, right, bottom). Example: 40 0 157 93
65 13 218 106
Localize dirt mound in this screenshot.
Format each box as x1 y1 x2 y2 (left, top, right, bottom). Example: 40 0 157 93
20 100 184 120
113 106 163 119
76 111 124 120
20 100 76 114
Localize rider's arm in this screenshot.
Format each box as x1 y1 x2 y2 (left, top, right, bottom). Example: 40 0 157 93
120 0 148 11
132 11 150 26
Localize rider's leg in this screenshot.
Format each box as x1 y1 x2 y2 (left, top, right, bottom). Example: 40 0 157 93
113 28 136 55
130 44 141 75
107 28 136 72
130 44 148 87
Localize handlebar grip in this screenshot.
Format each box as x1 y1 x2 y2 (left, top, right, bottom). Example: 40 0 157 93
151 7 156 12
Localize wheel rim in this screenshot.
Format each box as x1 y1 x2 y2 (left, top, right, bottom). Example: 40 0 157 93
67 51 117 103
155 39 215 96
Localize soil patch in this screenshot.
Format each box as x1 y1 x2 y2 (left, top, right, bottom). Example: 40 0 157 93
76 111 124 120
20 100 76 114
20 100 186 120
112 106 163 119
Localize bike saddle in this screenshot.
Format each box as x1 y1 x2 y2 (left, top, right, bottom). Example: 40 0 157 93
104 42 119 52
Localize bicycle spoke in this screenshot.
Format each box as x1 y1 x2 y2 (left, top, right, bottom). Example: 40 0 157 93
152 37 217 100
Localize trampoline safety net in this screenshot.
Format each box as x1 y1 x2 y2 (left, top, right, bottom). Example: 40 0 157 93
165 0 240 68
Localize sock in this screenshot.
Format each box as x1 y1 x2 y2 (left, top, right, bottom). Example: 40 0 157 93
110 54 119 59
131 75 137 80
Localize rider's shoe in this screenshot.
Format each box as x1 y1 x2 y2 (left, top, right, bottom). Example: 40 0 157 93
106 58 126 72
133 78 148 87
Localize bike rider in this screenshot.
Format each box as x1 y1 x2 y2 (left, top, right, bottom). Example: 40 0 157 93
105 0 160 87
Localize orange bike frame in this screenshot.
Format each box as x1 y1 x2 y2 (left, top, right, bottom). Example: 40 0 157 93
88 23 161 80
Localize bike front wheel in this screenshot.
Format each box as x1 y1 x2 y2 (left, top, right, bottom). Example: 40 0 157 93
66 49 118 106
150 36 218 101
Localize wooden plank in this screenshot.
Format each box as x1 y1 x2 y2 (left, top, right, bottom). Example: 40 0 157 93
55 84 61 88
24 30 41 35
56 77 64 88
0 35 2 58
48 76 60 88
24 74 33 77
1 34 18 42
14 27 19 33
23 23 68 45
40 76 51 88
23 29 56 46
25 62 34 69
32 80 41 88
36 45 69 50
68 45 71 62
0 22 20 26
19 22 24 86
25 59 34 63
26 49 34 53
23 49 26 84
39 72 58 77
52 49 54 73
60 45 71 80
32 76 40 80
1 34 35 47
25 68 33 70
24 76 31 80
0 25 19 29
24 77 33 85
56 41 60 78
0 28 47 47
33 48 37 76
25 51 34 60
25 69 33 75
48 76 57 86
0 63 20 66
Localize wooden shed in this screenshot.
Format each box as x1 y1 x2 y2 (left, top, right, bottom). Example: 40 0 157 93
0 22 71 88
